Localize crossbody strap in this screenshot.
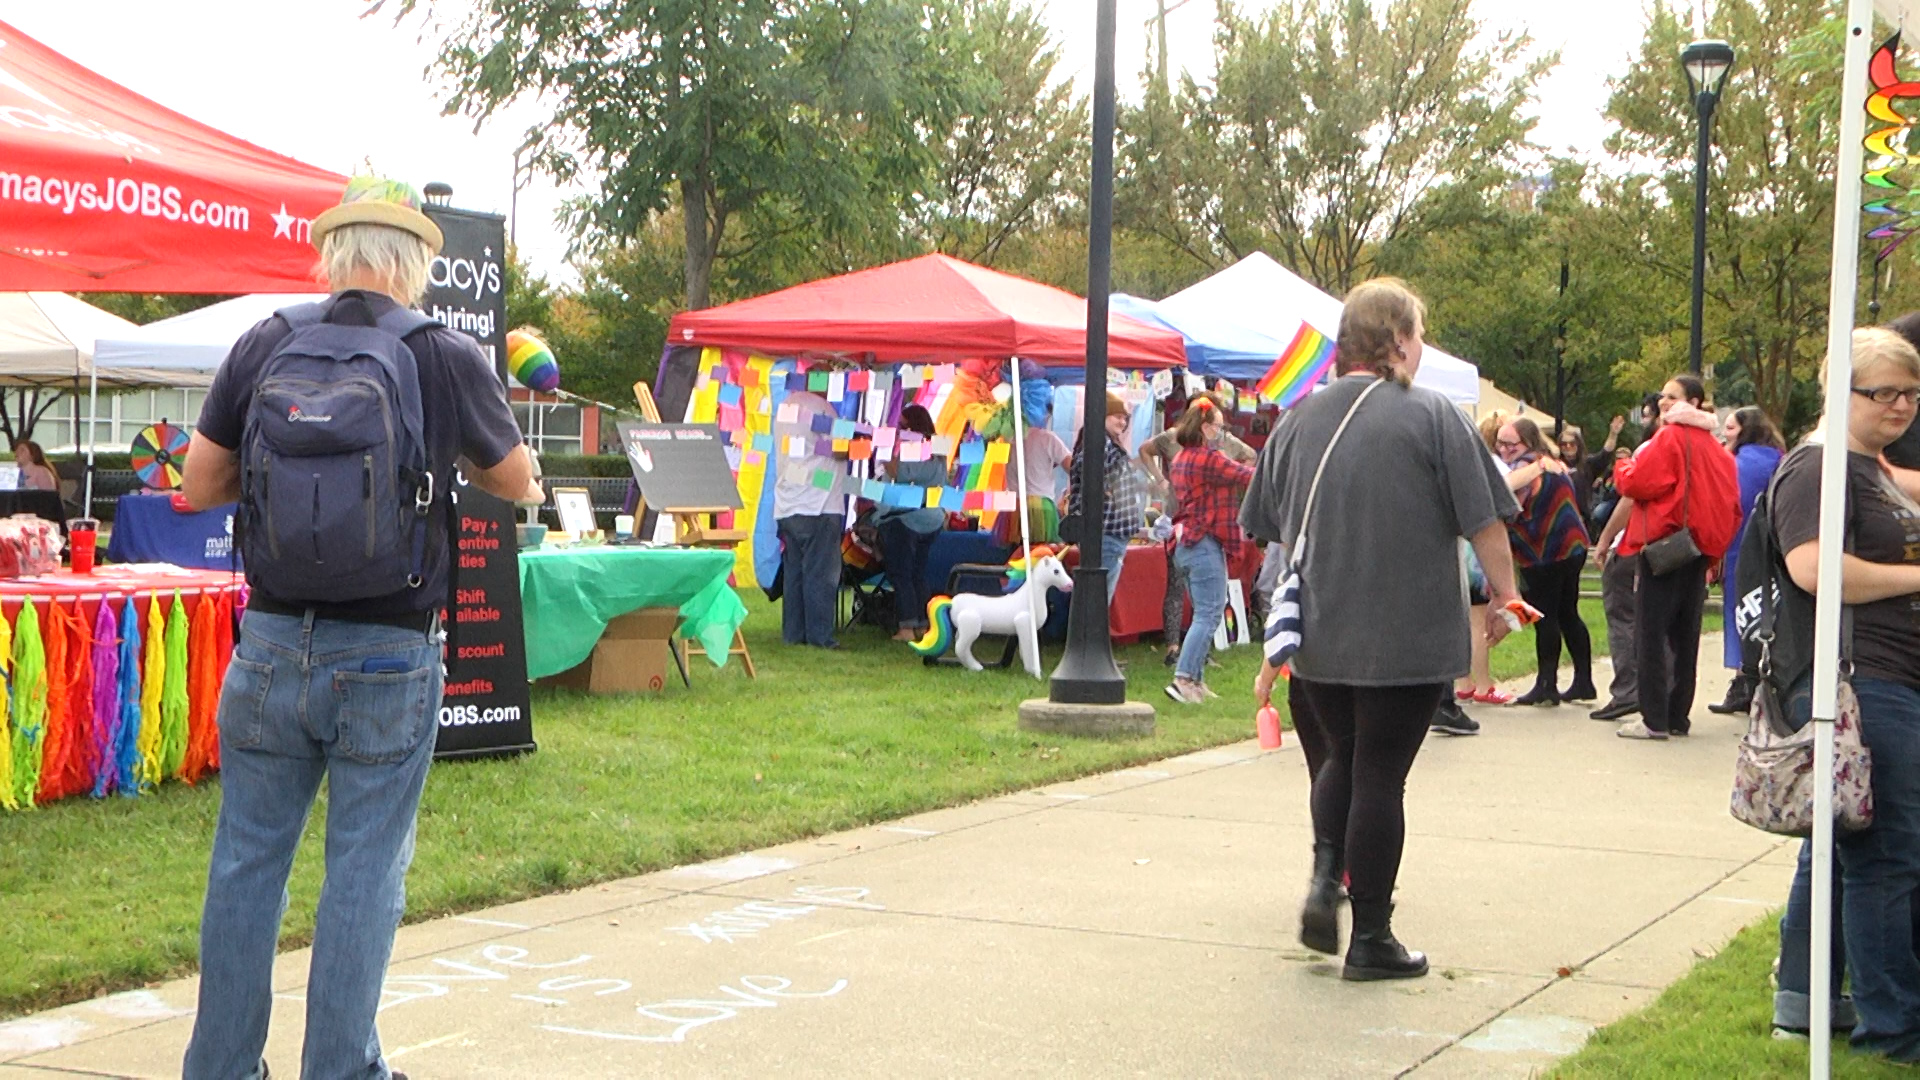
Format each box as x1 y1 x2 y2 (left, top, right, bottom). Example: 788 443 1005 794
1292 377 1385 572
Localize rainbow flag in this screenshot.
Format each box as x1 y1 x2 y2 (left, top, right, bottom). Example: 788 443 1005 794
1254 323 1336 407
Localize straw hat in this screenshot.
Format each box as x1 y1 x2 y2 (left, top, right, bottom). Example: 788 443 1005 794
310 176 444 253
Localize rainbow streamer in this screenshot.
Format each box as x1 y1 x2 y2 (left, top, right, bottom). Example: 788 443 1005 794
91 599 120 797
1255 323 1337 407
0 611 13 810
160 594 190 781
115 600 143 795
36 600 70 804
1864 33 1920 261
10 600 46 809
135 595 165 790
64 601 96 797
182 593 219 784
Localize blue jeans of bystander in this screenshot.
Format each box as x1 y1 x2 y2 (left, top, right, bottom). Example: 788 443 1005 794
777 513 844 647
184 610 444 1080
1840 677 1920 1061
1100 534 1128 603
1775 838 1853 1033
1175 537 1227 684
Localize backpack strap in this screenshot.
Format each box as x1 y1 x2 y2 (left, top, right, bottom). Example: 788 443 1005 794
374 305 440 340
275 301 331 330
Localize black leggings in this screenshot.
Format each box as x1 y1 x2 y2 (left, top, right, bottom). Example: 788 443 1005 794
1634 554 1708 734
1289 678 1445 906
1520 555 1593 693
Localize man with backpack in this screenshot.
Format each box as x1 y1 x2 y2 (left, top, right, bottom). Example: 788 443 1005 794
179 177 540 1080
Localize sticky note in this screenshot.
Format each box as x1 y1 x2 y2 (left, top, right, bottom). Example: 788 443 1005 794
848 440 873 461
984 441 1012 465
939 487 964 512
963 490 986 511
957 440 986 466
831 419 856 440
833 438 850 454
828 371 847 403
873 426 897 448
808 371 830 392
812 468 837 491
880 484 911 507
717 383 743 407
849 371 871 391
776 402 798 425
740 366 761 388
873 444 894 463
788 437 808 458
753 434 774 453
861 478 886 500
925 486 944 509
744 450 765 467
900 366 923 389
931 435 956 458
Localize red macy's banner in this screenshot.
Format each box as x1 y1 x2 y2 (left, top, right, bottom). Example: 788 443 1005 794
0 19 346 294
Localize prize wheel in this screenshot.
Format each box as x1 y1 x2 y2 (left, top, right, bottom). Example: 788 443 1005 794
131 422 190 490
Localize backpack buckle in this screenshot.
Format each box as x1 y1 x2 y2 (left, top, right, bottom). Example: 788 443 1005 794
415 472 434 516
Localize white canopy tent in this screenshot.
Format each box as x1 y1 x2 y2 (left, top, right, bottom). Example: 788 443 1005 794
1156 252 1483 406
1809 2 1912 1075
0 292 148 386
82 294 309 509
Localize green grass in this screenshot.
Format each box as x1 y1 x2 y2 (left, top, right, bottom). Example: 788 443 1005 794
1550 914 1913 1078
0 595 1265 1019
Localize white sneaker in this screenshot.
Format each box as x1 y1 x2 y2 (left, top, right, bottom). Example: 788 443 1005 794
1164 680 1203 705
1616 720 1669 741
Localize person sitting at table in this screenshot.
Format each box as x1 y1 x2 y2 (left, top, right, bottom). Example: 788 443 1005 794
877 404 950 642
11 441 57 491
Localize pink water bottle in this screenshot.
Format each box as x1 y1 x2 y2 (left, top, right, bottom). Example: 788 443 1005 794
1256 705 1283 750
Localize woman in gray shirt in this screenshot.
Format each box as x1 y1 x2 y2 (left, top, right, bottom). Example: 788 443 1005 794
1242 278 1520 981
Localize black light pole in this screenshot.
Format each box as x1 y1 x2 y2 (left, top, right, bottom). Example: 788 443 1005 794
1681 38 1735 377
1553 257 1568 439
1048 0 1126 706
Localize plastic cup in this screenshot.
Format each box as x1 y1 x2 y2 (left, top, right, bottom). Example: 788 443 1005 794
614 514 635 539
1256 705 1283 750
68 518 98 575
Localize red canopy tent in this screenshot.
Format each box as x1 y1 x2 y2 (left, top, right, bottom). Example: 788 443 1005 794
0 19 345 293
666 253 1187 368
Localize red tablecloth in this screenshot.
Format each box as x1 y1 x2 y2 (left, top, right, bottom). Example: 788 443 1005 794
1060 542 1166 643
0 566 244 617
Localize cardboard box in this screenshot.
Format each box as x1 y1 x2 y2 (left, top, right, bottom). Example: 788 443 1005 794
544 607 682 694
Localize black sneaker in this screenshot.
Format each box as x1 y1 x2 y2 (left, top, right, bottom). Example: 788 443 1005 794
1430 701 1479 736
1590 700 1638 721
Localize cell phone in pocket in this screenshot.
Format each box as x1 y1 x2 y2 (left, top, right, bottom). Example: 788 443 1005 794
361 657 411 675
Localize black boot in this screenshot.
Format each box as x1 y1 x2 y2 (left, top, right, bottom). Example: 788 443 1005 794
1562 675 1598 702
1708 674 1755 715
1299 844 1344 955
1513 684 1559 707
1343 900 1428 981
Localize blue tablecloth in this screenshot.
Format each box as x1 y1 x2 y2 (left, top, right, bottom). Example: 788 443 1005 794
105 494 238 569
926 530 1010 595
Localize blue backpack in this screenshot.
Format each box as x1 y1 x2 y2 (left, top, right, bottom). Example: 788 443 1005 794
238 301 438 603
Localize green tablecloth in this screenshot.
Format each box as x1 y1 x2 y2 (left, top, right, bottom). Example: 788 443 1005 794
518 545 747 680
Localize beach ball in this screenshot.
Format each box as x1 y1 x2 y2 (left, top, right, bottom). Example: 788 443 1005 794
507 328 560 392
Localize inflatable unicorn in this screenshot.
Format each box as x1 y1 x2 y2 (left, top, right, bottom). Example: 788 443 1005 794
911 551 1073 679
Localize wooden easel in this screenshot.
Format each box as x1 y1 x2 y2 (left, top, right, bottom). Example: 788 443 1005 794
634 380 758 679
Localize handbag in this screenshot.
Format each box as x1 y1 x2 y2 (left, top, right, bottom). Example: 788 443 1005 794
1640 432 1704 576
1728 468 1872 836
1262 378 1385 668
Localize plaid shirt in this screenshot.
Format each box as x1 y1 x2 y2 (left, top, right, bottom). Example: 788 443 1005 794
1067 436 1146 540
1172 444 1256 567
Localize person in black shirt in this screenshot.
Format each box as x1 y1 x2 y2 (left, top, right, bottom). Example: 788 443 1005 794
180 178 539 1080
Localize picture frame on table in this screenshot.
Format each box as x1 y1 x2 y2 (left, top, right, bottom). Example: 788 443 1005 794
552 487 597 537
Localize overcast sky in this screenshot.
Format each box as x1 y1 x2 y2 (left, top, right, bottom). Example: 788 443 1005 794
6 0 1669 287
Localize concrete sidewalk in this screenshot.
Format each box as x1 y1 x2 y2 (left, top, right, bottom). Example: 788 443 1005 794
1 649 1791 1078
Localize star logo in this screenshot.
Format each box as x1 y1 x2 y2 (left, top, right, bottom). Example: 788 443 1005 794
271 204 296 239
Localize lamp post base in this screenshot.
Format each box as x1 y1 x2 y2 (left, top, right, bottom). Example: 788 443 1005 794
1018 699 1156 739
1047 566 1129 704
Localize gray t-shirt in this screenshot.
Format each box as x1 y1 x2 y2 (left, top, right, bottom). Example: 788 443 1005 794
1240 374 1517 686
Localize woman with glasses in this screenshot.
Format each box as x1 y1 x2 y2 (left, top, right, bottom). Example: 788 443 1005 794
1765 326 1920 1059
1495 418 1595 706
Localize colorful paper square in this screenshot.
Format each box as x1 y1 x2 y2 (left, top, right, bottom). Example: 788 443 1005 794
810 468 834 491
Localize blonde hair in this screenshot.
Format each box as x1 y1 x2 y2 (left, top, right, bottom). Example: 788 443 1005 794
1826 326 1920 386
318 223 433 305
1476 409 1509 452
1335 278 1426 387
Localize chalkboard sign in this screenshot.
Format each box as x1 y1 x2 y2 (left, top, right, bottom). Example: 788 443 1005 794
618 422 743 511
422 204 535 759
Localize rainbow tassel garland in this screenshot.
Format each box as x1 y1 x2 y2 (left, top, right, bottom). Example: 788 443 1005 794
115 600 142 795
10 601 46 809
159 594 190 780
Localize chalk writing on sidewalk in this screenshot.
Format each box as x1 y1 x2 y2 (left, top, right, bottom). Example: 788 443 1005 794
542 975 850 1045
666 885 883 945
379 944 591 1012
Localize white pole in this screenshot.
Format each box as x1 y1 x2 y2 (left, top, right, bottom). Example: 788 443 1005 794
83 361 98 515
1812 4 1875 1076
1008 359 1037 674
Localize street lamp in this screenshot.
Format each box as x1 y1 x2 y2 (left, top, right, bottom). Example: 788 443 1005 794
1681 38 1735 377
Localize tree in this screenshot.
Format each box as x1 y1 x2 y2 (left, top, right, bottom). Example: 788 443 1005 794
1122 0 1552 296
389 0 976 310
1600 0 1857 429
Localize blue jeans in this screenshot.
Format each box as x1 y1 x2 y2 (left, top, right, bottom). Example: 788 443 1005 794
1175 537 1227 683
185 611 444 1080
877 519 939 631
1100 534 1129 603
778 513 843 647
1840 677 1920 1061
1776 838 1853 1033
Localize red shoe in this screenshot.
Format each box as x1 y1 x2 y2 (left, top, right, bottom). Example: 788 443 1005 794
1473 688 1515 705
1454 688 1475 701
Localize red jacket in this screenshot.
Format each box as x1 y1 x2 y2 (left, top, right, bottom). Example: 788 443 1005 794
1613 419 1743 558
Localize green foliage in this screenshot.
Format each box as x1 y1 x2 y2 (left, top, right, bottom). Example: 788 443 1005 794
75 294 229 326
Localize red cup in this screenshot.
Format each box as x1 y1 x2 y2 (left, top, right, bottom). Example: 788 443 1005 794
68 518 97 575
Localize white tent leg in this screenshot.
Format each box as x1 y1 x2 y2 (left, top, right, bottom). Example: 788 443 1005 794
1812 4 1876 1077
1008 360 1037 675
84 363 98 516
